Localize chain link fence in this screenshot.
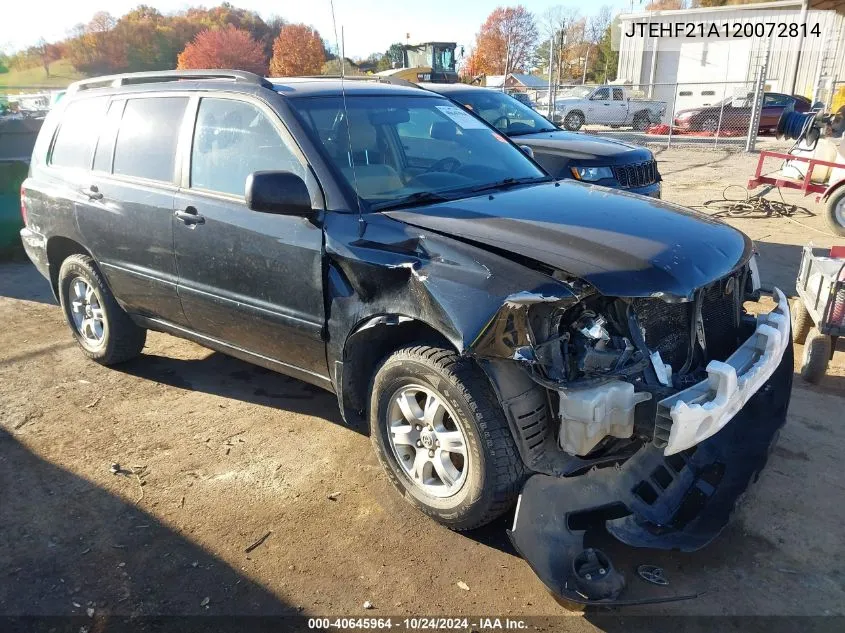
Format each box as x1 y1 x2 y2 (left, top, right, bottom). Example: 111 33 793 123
508 80 775 151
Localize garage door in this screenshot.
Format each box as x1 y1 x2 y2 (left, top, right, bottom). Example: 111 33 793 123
674 39 752 112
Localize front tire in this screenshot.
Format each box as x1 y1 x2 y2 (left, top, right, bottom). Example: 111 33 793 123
370 346 524 531
58 254 146 365
563 111 585 131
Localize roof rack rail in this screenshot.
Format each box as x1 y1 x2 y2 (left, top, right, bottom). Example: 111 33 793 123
67 69 273 94
272 75 423 89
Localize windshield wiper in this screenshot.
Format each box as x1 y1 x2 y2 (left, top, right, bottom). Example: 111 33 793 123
370 191 452 212
465 176 550 194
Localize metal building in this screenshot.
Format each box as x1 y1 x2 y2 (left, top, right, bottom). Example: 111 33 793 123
616 0 845 114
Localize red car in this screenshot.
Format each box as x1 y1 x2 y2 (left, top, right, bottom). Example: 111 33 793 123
674 92 812 134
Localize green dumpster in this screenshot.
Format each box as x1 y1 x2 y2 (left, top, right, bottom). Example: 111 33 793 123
1 117 43 254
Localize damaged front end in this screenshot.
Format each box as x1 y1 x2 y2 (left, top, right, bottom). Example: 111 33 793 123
471 266 793 605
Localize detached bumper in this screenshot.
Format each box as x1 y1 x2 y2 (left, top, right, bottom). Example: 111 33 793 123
508 294 794 605
657 288 790 455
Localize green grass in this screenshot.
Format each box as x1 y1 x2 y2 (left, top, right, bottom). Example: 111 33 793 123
0 59 85 91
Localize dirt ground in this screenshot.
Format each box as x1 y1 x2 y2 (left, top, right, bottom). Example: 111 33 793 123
1 147 844 628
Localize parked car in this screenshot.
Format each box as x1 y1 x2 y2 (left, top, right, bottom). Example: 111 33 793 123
673 92 812 134
553 85 667 131
427 84 661 198
20 70 793 605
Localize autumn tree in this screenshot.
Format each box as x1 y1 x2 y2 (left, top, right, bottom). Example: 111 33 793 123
471 6 538 76
36 39 62 77
67 12 127 74
269 24 326 76
177 25 267 75
645 0 686 8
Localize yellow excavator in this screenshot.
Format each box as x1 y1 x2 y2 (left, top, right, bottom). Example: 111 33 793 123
376 42 460 84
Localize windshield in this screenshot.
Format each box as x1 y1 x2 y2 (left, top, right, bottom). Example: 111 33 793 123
454 90 556 136
291 95 547 209
432 45 455 72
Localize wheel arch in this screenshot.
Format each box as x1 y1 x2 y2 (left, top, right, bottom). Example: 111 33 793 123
46 236 93 300
336 313 458 428
822 178 845 202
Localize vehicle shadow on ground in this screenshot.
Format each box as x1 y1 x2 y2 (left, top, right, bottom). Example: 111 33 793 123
0 427 308 624
0 261 55 304
118 352 353 432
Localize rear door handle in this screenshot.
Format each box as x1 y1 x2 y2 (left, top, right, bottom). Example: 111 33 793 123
83 185 103 200
175 206 205 225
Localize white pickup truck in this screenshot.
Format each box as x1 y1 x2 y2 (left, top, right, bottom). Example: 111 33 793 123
552 85 666 131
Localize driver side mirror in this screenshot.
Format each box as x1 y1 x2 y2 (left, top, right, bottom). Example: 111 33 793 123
520 145 534 159
246 171 313 216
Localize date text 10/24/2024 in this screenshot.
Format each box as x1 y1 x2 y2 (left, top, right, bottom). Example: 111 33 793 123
307 618 528 630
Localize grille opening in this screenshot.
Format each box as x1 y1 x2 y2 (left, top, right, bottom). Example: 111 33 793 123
651 465 674 490
633 481 659 505
671 487 708 528
566 503 630 531
612 160 658 189
665 453 687 473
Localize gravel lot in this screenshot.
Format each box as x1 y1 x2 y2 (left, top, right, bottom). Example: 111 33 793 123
1 146 844 627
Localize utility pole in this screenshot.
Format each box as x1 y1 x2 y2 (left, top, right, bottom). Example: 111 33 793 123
503 29 511 92
582 46 590 84
547 33 555 117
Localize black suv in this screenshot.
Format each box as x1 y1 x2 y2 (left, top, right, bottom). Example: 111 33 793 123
427 84 661 198
20 70 792 604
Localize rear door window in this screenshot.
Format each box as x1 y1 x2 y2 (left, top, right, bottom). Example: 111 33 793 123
113 97 188 183
189 97 304 197
50 97 108 170
612 88 624 101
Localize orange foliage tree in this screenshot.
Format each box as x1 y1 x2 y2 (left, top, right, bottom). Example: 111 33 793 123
471 6 538 76
177 25 267 75
269 24 325 76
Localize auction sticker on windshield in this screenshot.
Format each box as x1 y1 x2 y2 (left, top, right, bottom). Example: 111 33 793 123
436 105 488 129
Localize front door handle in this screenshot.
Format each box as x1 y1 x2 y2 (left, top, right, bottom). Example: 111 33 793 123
175 206 205 225
83 185 103 200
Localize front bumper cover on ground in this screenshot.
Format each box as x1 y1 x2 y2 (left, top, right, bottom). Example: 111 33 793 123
508 296 794 606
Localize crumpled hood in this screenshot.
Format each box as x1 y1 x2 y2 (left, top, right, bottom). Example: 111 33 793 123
383 180 752 300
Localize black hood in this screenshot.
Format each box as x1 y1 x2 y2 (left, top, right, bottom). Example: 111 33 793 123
514 130 652 163
383 180 752 301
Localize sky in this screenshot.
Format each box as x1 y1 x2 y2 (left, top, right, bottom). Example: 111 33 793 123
1 0 636 60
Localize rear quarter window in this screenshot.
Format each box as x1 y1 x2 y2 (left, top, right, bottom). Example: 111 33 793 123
50 97 108 170
113 97 188 182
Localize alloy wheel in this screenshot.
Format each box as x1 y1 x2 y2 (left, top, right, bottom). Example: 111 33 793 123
69 276 106 346
386 384 469 498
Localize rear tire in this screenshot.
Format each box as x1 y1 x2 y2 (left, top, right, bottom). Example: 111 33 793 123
800 327 831 384
58 254 146 365
370 345 524 531
791 298 813 344
825 188 845 237
632 112 651 131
